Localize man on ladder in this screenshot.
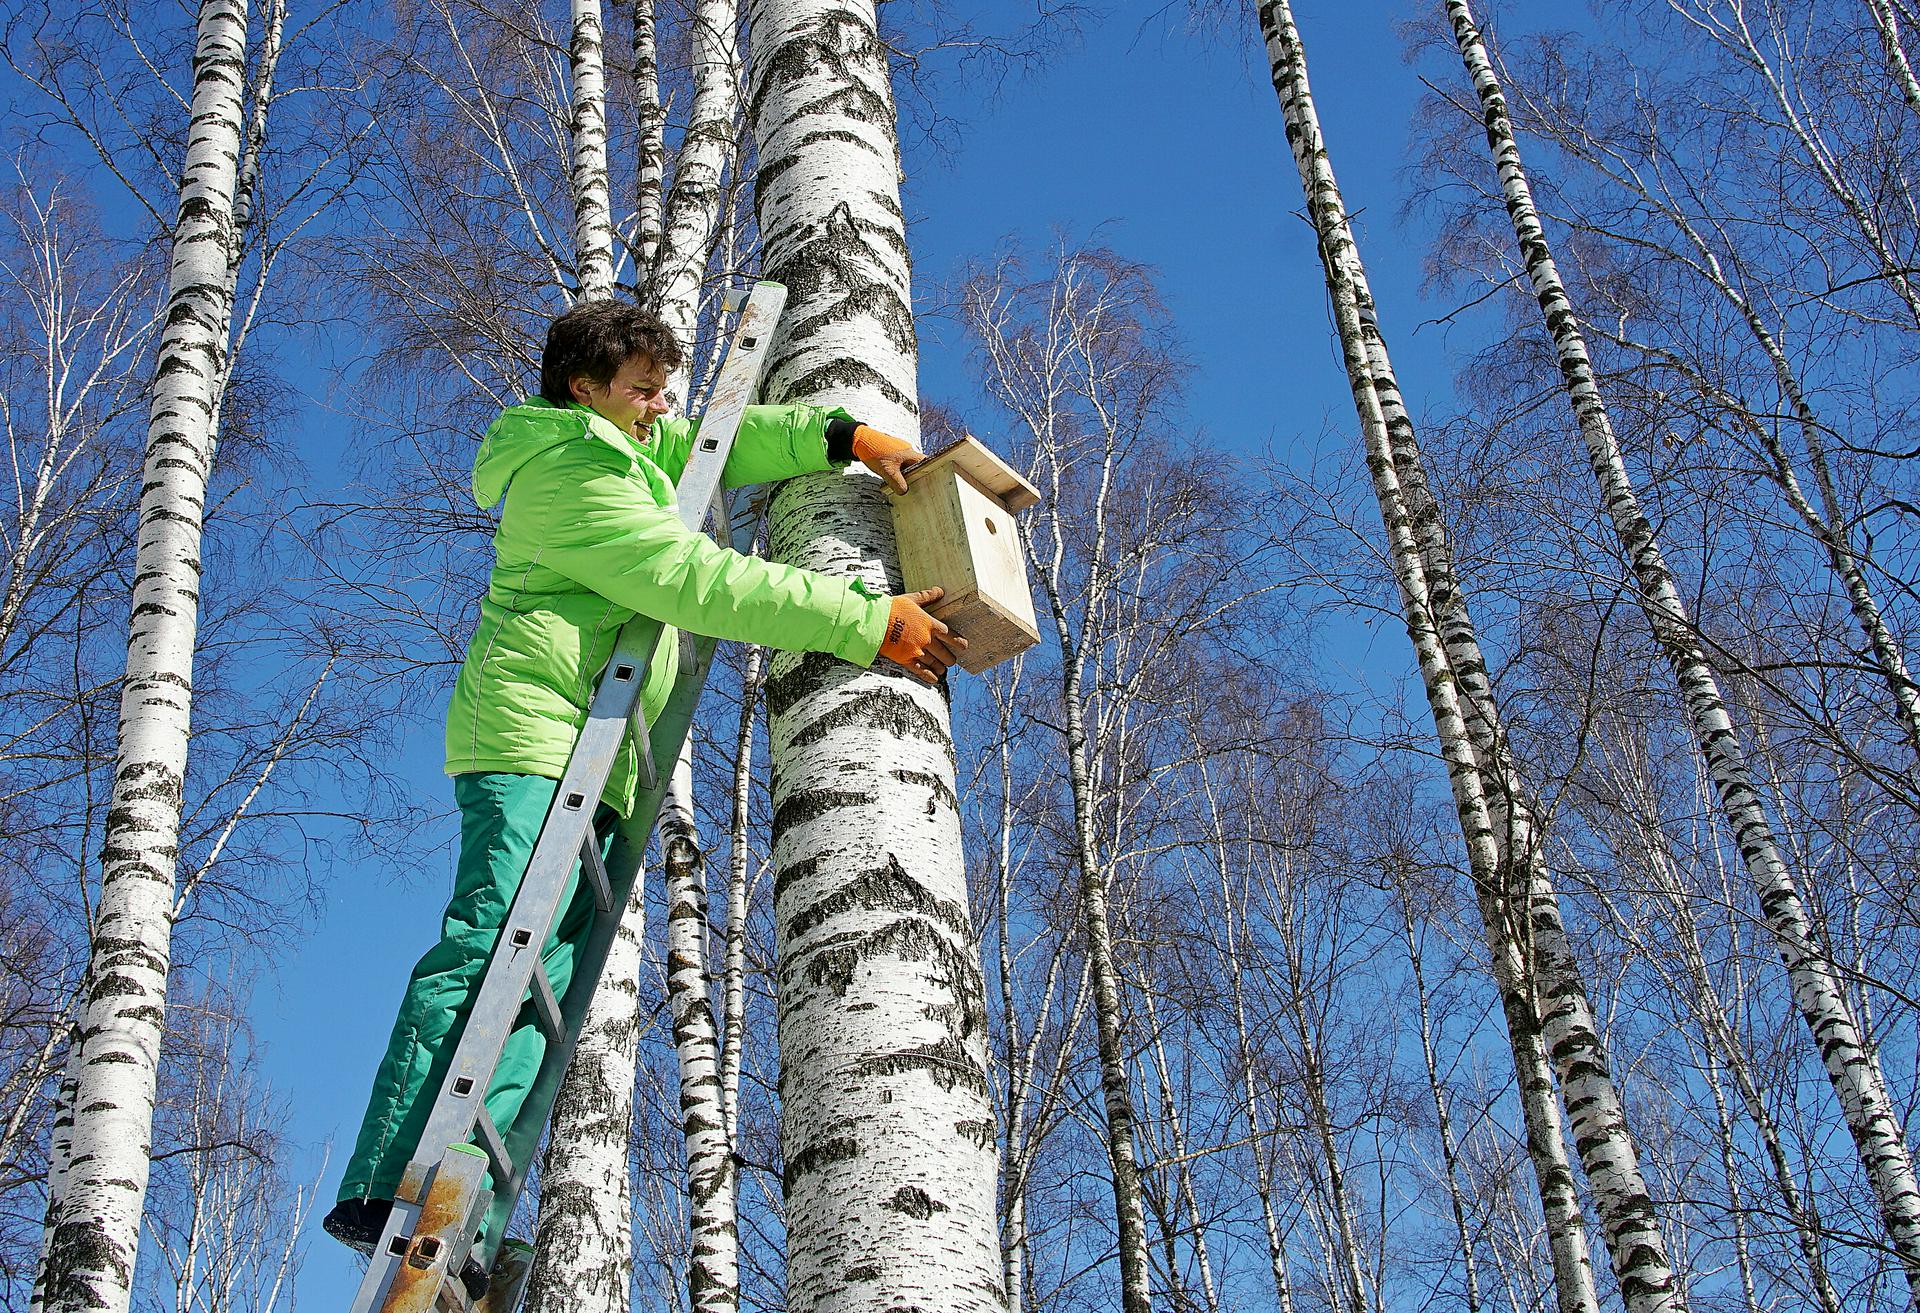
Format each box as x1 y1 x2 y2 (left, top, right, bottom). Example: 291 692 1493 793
320 295 964 1293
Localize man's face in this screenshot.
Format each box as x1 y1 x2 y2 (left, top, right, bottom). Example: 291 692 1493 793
570 354 671 435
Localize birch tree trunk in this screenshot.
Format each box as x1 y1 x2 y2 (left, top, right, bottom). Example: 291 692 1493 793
36 4 249 1310
633 0 664 275
1397 900 1482 1313
650 6 744 1298
745 1 1003 1309
720 642 763 1142
645 0 739 315
522 873 642 1313
1868 0 1920 115
525 10 632 1304
660 749 739 1313
570 0 614 299
1258 4 1681 1309
1031 559 1153 1313
1443 4 1920 1297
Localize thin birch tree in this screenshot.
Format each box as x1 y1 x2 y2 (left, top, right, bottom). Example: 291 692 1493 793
522 3 638 1304
744 0 1003 1305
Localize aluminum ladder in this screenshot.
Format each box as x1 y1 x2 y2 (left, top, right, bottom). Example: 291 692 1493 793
346 280 787 1313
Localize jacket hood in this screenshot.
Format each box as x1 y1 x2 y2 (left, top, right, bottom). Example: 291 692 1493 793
474 400 635 506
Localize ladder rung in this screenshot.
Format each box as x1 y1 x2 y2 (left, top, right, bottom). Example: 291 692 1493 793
473 1110 512 1188
632 705 658 791
528 965 564 1042
581 836 612 914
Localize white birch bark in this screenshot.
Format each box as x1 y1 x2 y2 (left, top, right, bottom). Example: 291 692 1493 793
647 9 744 1293
746 1 1002 1306
570 0 615 300
1345 230 1610 1313
1443 4 1920 1296
661 746 740 1313
36 4 249 1310
1259 4 1680 1308
988 684 1027 1313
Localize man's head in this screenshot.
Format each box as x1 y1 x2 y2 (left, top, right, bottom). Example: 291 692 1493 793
540 299 687 435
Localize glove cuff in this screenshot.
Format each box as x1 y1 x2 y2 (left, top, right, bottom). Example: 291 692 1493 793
825 416 860 463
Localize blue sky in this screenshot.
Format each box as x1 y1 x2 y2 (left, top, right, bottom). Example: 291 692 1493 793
220 1 1514 1302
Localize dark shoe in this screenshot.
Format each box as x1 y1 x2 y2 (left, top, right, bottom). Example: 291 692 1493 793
458 1257 490 1303
322 1196 393 1254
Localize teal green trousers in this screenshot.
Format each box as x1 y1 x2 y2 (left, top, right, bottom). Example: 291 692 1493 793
338 772 616 1204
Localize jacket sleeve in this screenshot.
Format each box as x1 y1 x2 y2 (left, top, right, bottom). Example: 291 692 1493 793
508 442 889 664
646 403 854 489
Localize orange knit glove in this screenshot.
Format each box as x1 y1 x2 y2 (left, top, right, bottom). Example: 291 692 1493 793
879 587 968 684
852 424 925 494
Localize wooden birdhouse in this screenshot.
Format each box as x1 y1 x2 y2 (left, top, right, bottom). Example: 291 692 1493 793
889 434 1043 674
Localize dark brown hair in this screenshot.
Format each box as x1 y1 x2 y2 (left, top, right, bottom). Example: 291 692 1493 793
539 299 686 405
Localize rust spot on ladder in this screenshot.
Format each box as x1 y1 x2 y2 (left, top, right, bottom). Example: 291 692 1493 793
381 1171 473 1313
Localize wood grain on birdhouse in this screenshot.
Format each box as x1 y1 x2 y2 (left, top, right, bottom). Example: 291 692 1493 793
889 435 1042 674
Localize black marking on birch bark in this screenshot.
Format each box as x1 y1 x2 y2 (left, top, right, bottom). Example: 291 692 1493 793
787 916 984 1032
853 1036 989 1096
773 853 828 906
882 1185 948 1219
85 937 167 970
771 787 868 835
747 11 888 128
784 856 966 941
889 768 957 814
786 687 946 748
783 1134 860 1189
765 650 857 718
756 129 884 195
776 203 916 354
953 1118 994 1149
781 360 915 411
845 1263 882 1283
45 1218 132 1302
80 1054 137 1072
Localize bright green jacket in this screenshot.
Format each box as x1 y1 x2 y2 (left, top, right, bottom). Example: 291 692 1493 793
444 398 890 816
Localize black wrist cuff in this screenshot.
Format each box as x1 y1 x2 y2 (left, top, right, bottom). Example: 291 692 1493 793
826 417 860 463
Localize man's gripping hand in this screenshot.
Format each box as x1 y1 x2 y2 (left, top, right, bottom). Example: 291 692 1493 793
880 587 968 684
852 424 924 494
